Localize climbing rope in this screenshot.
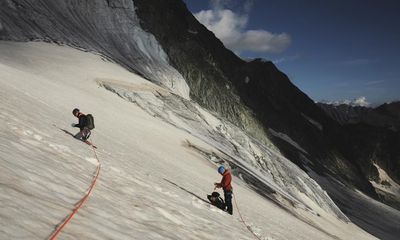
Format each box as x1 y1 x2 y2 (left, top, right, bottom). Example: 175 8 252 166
48 143 101 240
233 194 263 240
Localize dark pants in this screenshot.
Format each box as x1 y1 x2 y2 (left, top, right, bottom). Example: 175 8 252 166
74 127 91 141
224 190 233 215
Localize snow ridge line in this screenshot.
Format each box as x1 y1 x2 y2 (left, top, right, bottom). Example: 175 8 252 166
233 194 263 240
48 143 101 240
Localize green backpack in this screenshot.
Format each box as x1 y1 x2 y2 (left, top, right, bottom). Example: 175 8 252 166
86 114 95 130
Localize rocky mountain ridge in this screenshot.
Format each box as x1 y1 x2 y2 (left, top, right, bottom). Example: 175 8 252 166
318 101 400 130
318 101 400 209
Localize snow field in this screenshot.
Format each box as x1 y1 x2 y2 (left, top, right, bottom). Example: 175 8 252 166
0 41 376 240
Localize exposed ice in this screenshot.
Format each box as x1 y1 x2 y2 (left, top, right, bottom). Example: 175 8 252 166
268 128 309 154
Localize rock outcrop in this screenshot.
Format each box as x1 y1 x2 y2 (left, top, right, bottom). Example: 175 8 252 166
319 102 400 187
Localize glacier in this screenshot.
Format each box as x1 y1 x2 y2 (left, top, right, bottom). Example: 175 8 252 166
0 41 381 240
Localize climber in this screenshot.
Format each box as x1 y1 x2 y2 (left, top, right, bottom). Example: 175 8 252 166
214 166 233 215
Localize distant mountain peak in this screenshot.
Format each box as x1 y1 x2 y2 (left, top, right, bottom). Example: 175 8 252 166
319 96 371 108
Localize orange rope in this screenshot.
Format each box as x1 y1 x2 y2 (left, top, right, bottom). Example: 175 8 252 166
49 144 101 240
233 194 263 240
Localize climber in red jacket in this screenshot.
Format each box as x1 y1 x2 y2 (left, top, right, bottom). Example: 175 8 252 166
214 166 233 215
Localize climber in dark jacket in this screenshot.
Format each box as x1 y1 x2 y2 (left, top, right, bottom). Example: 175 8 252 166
214 166 233 215
72 108 91 141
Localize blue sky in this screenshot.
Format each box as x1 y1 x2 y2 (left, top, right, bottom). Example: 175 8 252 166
183 0 400 106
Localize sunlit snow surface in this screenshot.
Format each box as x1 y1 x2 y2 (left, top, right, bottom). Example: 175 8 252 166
0 42 378 240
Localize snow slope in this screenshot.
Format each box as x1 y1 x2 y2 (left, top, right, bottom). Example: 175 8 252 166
0 0 190 99
0 41 377 240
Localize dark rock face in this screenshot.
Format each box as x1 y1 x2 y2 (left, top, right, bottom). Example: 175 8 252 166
374 102 400 130
319 102 400 186
134 0 256 133
318 102 400 131
348 124 400 183
341 123 400 211
317 103 373 125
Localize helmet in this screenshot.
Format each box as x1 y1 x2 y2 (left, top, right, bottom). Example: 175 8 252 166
218 166 225 174
72 108 80 116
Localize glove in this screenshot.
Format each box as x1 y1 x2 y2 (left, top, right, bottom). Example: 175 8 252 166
71 123 77 127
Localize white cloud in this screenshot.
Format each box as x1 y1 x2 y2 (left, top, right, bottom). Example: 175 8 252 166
194 2 291 54
352 96 370 107
238 30 291 53
320 96 371 107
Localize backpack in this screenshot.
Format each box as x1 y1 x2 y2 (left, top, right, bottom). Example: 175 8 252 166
207 192 226 210
86 114 95 130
